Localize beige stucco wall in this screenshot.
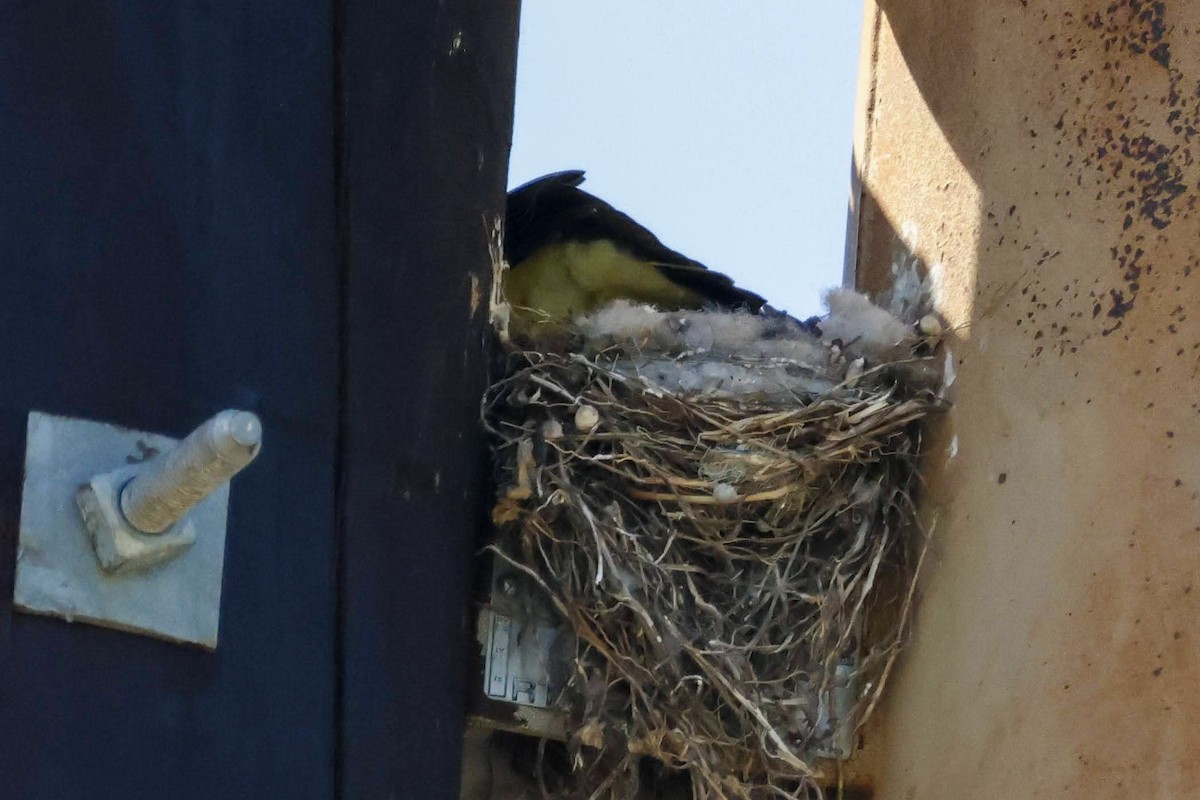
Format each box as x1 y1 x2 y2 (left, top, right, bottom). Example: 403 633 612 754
850 1 1200 797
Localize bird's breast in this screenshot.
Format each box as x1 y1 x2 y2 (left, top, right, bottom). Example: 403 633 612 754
504 239 705 323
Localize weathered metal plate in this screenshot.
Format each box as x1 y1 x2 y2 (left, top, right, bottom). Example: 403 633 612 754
482 562 571 711
14 411 230 648
482 608 566 708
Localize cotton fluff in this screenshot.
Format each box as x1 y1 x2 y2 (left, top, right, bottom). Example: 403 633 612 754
576 302 826 363
819 289 916 361
569 287 929 400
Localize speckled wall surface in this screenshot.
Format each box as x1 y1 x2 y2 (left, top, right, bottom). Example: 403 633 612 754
848 1 1199 797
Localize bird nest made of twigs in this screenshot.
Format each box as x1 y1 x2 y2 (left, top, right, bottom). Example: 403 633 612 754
482 301 946 800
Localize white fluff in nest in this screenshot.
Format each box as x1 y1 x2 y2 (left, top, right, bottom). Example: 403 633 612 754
576 301 826 364
629 358 835 400
820 289 915 359
571 290 923 399
575 301 662 344
573 302 834 400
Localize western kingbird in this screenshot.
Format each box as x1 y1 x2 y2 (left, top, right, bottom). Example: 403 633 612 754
504 171 766 337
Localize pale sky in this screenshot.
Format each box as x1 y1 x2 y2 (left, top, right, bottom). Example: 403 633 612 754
508 2 864 319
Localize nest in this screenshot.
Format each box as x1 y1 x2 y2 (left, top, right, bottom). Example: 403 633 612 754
483 301 944 799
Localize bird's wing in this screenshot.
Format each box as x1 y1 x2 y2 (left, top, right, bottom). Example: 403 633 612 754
651 262 766 311
505 171 766 312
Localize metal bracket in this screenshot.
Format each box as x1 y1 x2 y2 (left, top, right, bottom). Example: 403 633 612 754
482 565 571 712
13 410 262 648
810 660 859 760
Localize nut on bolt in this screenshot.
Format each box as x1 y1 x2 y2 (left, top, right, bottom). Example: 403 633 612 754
75 410 263 574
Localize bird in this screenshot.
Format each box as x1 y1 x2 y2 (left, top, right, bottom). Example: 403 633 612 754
503 170 767 340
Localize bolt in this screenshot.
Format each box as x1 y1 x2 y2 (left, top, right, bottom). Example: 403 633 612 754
120 410 262 534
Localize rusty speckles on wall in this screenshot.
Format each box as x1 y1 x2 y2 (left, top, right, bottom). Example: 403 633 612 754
1022 1 1198 348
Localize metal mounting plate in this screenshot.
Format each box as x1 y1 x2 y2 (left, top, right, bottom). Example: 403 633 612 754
13 412 230 648
481 563 571 713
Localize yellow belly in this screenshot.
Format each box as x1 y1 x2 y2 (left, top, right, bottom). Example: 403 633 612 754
504 240 704 326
